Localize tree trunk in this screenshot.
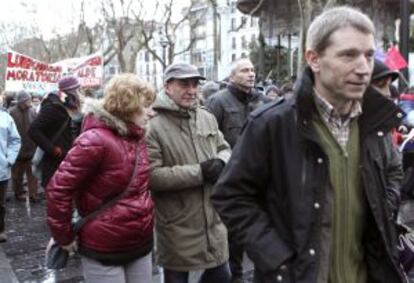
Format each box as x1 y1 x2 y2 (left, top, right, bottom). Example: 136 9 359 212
258 32 266 78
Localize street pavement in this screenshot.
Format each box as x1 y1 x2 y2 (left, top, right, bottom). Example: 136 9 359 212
0 185 253 282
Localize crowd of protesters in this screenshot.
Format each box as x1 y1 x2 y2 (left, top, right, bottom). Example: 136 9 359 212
2 5 414 283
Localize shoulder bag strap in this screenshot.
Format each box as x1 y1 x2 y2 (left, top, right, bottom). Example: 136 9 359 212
73 141 141 232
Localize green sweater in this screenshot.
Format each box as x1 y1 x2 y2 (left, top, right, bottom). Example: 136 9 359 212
313 116 367 283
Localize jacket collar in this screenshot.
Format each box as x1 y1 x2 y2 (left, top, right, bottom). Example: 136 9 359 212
295 66 404 137
227 83 253 103
82 98 145 139
152 90 195 119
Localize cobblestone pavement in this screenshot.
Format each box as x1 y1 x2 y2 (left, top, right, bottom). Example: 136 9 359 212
2 189 85 283
0 186 253 283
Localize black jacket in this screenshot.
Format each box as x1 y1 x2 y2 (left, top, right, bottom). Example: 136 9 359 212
212 67 407 283
205 84 270 148
28 94 74 187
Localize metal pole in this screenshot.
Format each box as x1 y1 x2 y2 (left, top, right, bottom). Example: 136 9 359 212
162 46 167 72
399 0 409 92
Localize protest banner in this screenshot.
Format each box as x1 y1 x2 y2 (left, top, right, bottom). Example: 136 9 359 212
5 51 62 94
53 52 103 88
5 50 103 94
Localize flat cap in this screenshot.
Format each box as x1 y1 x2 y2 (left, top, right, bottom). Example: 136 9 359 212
164 63 205 83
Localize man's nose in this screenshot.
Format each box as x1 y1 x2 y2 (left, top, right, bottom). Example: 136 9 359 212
147 107 156 118
355 56 373 75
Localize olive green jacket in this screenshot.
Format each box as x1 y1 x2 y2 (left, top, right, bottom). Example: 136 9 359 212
146 91 231 271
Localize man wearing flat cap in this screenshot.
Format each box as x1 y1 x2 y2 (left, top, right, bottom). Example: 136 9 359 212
147 62 232 282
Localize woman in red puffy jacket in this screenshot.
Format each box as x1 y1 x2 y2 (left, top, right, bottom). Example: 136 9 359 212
46 73 155 283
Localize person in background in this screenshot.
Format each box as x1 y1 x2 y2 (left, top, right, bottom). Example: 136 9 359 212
147 63 231 283
205 58 270 282
265 85 282 101
31 95 42 113
371 59 400 99
200 81 220 104
212 6 405 283
9 91 38 202
206 58 270 149
28 75 82 188
0 94 21 242
4 92 16 110
47 73 155 283
280 82 295 100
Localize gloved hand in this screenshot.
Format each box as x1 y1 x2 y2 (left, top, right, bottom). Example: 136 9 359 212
52 146 63 158
200 158 225 184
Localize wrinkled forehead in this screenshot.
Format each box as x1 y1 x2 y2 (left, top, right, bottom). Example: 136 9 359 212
232 60 254 74
167 78 200 87
322 26 375 54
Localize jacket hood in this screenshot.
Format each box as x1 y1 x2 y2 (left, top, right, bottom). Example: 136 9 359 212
295 66 404 137
82 98 145 139
152 90 196 118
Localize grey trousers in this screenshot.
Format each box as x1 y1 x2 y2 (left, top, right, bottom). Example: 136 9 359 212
81 253 152 283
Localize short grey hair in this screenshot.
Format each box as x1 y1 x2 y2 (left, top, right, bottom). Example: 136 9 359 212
306 6 375 54
229 58 253 76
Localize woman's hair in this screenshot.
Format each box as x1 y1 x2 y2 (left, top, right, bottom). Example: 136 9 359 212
103 73 155 121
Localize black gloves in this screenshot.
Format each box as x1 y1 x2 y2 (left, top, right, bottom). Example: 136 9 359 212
200 158 225 184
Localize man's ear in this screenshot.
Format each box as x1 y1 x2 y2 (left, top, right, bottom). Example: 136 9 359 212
305 49 321 73
164 82 170 94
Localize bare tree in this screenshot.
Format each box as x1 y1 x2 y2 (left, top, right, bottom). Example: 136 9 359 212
100 0 145 72
134 0 207 70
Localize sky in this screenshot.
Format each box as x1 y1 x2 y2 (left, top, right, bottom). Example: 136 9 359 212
0 0 190 39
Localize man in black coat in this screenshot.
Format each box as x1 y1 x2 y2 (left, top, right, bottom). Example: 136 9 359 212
212 6 407 283
206 58 269 282
206 58 269 149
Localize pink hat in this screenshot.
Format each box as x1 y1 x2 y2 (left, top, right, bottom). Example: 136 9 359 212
58 76 80 93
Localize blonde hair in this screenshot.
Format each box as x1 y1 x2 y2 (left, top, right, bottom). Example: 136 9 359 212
103 73 155 121
306 6 375 54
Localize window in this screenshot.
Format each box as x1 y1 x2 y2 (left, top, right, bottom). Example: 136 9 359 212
231 18 236 30
145 52 150 62
193 53 203 63
232 37 236 49
241 53 246 58
241 17 247 27
250 17 255 28
231 54 236 62
146 64 150 76
251 34 256 43
241 36 247 49
109 66 116 75
153 62 157 74
230 2 236 13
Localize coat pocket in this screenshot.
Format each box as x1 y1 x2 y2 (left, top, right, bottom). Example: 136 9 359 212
197 128 219 159
154 192 188 225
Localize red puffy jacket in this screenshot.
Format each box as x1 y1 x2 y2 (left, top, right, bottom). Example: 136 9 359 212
47 102 154 254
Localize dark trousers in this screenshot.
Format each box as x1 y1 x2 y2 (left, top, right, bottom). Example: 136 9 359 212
229 240 244 280
164 262 231 283
11 160 38 198
0 180 8 232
